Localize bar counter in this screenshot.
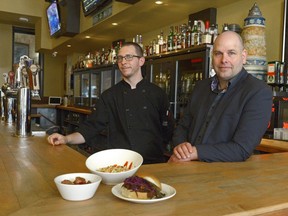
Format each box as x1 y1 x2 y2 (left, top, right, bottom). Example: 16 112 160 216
1 121 288 216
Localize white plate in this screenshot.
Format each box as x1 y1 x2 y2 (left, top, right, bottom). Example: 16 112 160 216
111 183 176 204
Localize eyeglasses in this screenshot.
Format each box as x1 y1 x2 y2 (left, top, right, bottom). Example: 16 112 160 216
116 54 142 63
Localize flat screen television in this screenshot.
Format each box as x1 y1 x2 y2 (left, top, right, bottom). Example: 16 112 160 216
46 2 62 37
81 0 112 16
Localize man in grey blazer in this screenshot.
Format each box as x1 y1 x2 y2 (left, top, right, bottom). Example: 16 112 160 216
169 31 272 162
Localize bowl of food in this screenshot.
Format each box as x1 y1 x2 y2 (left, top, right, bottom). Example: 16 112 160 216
54 173 102 201
85 149 143 185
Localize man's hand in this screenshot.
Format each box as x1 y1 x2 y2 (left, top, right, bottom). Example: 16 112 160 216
47 133 68 145
168 142 198 162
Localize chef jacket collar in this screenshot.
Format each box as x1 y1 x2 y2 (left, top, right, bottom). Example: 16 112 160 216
121 78 145 89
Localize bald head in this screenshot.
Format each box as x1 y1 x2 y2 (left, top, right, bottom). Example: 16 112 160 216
214 31 245 51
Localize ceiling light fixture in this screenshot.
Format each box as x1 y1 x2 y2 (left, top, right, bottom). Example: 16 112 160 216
52 51 58 57
112 23 118 26
155 1 163 5
67 44 72 47
19 17 29 22
85 36 91 39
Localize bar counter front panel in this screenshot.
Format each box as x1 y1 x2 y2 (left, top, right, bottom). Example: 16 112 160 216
1 121 288 216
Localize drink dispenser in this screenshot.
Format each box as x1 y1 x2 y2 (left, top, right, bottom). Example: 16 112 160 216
15 87 31 137
1 55 41 137
0 90 3 120
3 95 17 124
1 81 17 124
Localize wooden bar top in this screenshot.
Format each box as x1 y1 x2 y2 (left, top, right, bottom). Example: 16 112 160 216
56 105 92 115
257 138 288 153
31 104 56 109
1 121 288 216
55 104 288 154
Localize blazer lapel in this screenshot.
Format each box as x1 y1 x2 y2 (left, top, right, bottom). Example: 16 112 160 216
201 70 249 143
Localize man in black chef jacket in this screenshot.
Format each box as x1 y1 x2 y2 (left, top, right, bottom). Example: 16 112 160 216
47 42 174 164
169 31 272 163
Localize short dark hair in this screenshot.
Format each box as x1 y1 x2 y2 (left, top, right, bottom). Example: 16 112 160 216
121 42 143 56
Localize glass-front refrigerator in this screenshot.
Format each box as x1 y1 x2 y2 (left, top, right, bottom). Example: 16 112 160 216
145 45 212 120
73 72 90 107
90 72 101 108
101 68 113 92
73 73 81 106
176 48 211 119
81 73 90 107
114 67 122 84
74 65 117 108
90 67 113 107
146 57 176 115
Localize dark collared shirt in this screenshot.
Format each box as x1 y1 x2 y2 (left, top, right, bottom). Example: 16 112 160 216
194 74 241 145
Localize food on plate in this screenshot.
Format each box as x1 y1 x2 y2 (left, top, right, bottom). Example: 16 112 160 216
121 173 165 199
97 161 133 173
61 176 91 185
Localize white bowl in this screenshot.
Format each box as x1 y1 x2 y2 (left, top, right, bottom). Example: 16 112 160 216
85 149 143 185
54 173 102 201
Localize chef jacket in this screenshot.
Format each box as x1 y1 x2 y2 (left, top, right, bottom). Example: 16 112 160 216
77 79 174 164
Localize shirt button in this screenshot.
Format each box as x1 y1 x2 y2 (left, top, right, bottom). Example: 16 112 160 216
143 106 147 110
126 108 130 112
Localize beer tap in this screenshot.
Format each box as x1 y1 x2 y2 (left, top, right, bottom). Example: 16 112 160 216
15 55 30 88
3 73 8 84
8 71 15 88
1 73 9 95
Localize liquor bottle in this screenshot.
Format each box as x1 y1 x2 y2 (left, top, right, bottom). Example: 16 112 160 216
158 30 164 53
173 25 179 50
167 26 174 52
100 48 105 65
95 51 101 66
186 20 192 48
162 36 168 53
180 24 187 49
138 34 143 49
201 20 212 45
153 39 157 55
222 23 229 32
194 21 203 46
209 24 219 44
214 24 219 42
104 49 110 65
115 41 120 55
149 41 154 56
144 45 148 56
177 25 182 50
111 47 117 64
191 20 198 46
155 37 160 55
135 34 139 43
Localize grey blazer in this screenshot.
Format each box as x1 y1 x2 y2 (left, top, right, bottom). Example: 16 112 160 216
172 68 273 162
